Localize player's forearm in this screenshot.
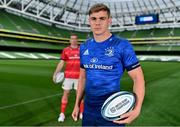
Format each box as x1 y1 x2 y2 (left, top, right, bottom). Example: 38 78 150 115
133 68 145 112
133 80 145 112
75 78 85 107
75 68 86 107
54 61 64 74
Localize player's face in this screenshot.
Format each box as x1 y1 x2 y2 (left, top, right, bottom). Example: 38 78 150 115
89 11 112 36
70 35 78 46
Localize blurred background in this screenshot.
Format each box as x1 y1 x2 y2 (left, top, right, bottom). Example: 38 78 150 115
0 0 179 126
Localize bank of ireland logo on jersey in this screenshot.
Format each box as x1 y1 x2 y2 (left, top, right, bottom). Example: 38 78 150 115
83 49 89 55
105 47 114 57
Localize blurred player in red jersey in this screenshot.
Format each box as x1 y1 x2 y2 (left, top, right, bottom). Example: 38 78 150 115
53 34 84 122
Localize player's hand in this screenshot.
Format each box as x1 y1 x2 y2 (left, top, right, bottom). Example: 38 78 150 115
113 108 141 124
72 105 80 121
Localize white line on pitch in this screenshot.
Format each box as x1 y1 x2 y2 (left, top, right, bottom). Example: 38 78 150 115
0 93 61 110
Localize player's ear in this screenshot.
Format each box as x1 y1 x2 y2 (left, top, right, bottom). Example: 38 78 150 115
88 17 91 26
108 17 112 25
88 15 91 24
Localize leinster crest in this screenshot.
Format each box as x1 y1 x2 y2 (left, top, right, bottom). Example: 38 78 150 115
105 47 114 57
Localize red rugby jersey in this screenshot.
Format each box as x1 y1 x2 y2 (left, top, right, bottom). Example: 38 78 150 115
61 46 80 79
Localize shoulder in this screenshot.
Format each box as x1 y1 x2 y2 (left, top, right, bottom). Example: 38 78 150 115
63 46 70 50
63 46 71 51
80 38 93 49
79 38 93 56
111 35 133 52
112 35 131 46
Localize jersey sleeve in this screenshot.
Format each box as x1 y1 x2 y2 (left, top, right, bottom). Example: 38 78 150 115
61 48 67 61
121 40 140 72
80 44 85 69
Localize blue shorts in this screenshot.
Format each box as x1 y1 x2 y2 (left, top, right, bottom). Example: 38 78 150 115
82 111 124 126
82 93 125 126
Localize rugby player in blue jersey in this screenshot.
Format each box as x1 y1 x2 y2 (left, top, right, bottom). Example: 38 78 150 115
72 3 145 126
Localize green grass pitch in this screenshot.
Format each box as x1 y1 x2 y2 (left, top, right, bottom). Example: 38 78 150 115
0 60 179 126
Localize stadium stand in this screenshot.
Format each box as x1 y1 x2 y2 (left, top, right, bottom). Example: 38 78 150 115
0 9 180 57
0 10 88 38
0 10 88 54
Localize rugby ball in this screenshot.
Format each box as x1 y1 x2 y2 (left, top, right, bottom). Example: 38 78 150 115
55 72 64 83
101 91 136 121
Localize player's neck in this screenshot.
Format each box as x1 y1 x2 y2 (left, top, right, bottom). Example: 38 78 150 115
93 31 112 42
70 45 78 48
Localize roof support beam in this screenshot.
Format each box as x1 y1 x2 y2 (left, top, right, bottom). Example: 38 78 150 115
37 1 52 17
23 0 35 12
6 0 14 6
0 0 4 5
56 0 69 20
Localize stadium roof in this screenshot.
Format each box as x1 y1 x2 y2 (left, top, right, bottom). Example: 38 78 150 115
0 0 180 32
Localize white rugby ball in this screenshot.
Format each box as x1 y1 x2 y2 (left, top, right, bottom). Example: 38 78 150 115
55 72 64 83
101 91 136 121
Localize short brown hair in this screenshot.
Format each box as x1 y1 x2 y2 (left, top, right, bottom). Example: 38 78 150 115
89 3 111 18
70 33 77 37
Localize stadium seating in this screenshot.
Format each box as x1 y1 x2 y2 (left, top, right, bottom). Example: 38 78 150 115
0 10 88 38
0 10 180 54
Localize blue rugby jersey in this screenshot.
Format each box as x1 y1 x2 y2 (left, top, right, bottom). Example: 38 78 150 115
80 34 140 101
